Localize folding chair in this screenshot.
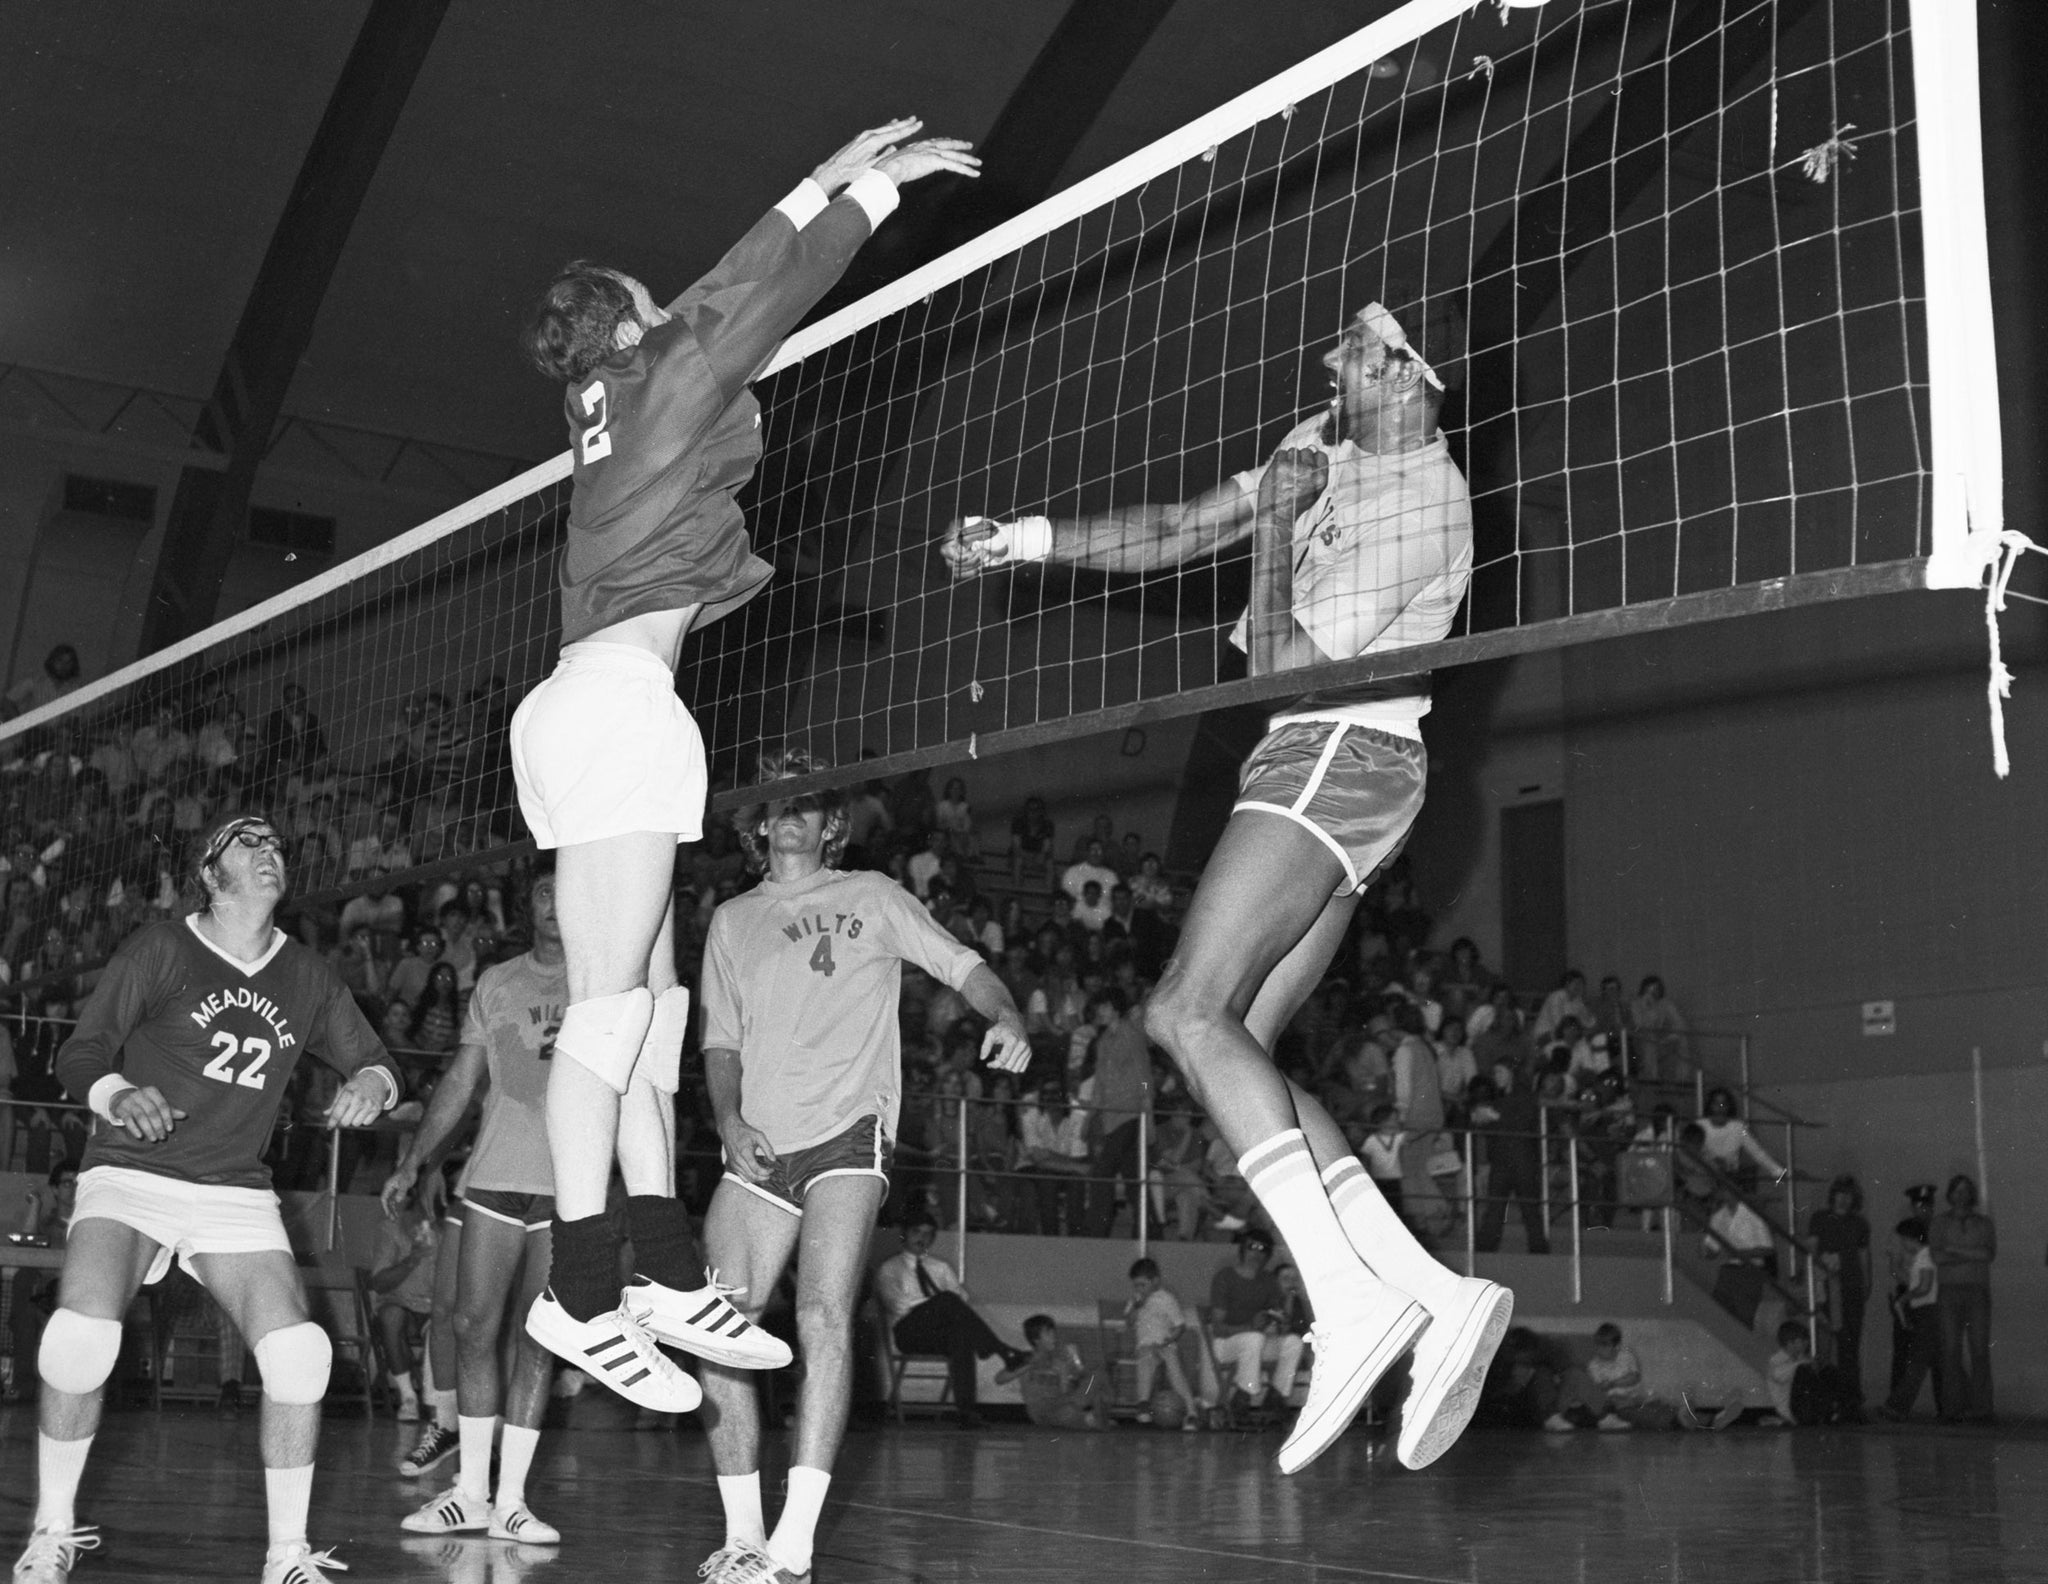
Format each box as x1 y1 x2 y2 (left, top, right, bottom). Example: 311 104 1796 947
878 1307 952 1421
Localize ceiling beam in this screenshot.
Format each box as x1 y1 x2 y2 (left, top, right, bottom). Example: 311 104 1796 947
131 0 451 658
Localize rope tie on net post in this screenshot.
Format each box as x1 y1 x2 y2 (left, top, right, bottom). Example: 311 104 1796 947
1983 530 2043 778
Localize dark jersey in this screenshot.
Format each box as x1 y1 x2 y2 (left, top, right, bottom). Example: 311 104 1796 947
56 916 398 1189
557 190 881 645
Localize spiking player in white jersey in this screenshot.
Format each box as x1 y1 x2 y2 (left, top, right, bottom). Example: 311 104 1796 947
12 814 401 1584
382 867 569 1548
692 753 1030 1584
509 120 980 1408
943 285 1512 1474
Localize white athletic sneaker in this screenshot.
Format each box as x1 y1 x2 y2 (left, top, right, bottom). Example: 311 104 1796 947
1392 1277 1515 1470
398 1420 461 1478
12 1525 100 1583
699 1542 809 1584
259 1542 349 1584
629 1273 792 1370
400 1486 491 1534
525 1290 703 1412
488 1503 560 1545
1275 1291 1430 1475
1596 1412 1634 1432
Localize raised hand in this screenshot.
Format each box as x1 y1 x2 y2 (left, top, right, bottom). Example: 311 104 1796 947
874 137 981 186
110 1085 185 1143
1257 446 1329 527
811 117 923 196
939 516 1004 581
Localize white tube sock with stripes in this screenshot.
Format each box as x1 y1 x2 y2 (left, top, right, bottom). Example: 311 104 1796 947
1240 1130 1393 1317
1323 1156 1462 1313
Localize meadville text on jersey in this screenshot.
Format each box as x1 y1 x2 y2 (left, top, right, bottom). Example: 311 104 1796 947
55 916 398 1189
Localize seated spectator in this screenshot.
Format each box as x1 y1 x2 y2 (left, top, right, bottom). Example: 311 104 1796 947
1069 814 1117 866
1629 974 1688 1080
1114 830 1143 879
1533 968 1592 1043
1059 839 1118 908
1577 1321 1680 1430
1589 973 1630 1045
935 776 977 857
1146 1104 1208 1240
403 962 464 1055
1129 851 1174 915
1325 1028 1391 1138
1207 1229 1303 1414
1098 884 1138 947
436 899 490 991
1766 1320 1844 1427
1438 936 1496 1019
1697 1086 1784 1190
1008 796 1055 883
1198 1117 1258 1232
3 643 84 720
1124 1258 1209 1426
326 921 388 1013
1016 1079 1089 1235
1545 1016 1602 1090
1398 960 1444 1035
966 897 1002 957
386 925 444 1016
843 775 894 867
874 1215 1028 1429
1434 1016 1477 1113
1362 1104 1406 1215
367 1194 442 1420
4 1162 78 1397
347 807 414 879
906 828 946 899
1072 879 1112 935
995 1314 1107 1430
1048 892 1086 956
1469 984 1534 1076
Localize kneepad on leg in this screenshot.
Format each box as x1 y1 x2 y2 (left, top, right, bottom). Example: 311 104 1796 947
555 988 655 1094
635 986 690 1095
253 1321 333 1405
38 1310 124 1396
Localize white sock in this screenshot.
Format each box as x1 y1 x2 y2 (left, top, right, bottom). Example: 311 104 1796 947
34 1433 94 1532
1240 1131 1385 1314
767 1466 831 1575
495 1423 541 1510
457 1415 498 1501
1324 1157 1462 1311
717 1472 766 1548
395 1375 420 1406
265 1464 314 1547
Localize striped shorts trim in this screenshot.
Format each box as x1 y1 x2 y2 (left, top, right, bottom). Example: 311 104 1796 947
1234 720 1427 895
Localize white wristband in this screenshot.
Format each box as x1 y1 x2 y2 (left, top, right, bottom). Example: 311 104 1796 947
774 178 830 231
88 1074 137 1124
984 514 1054 564
844 169 900 230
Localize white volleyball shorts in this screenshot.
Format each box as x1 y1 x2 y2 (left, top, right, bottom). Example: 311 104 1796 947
71 1165 295 1285
510 641 708 849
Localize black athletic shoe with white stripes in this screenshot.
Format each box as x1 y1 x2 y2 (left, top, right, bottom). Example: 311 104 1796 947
525 1288 703 1412
629 1273 793 1370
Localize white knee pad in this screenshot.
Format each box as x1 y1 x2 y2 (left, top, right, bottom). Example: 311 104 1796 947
253 1321 333 1405
635 986 691 1095
555 988 655 1094
38 1310 123 1397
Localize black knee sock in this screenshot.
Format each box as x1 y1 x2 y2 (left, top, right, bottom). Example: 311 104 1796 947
550 1212 623 1323
624 1195 705 1292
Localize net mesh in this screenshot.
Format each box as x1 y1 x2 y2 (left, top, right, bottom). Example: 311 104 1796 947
0 0 1975 975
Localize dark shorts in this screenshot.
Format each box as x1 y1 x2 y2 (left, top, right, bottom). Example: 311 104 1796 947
1234 720 1427 895
461 1188 555 1233
724 1115 893 1218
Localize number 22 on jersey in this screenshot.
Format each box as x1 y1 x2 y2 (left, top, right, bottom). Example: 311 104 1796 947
578 379 612 464
202 1031 273 1089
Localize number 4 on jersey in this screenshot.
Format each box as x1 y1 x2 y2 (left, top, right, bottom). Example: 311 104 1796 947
808 936 836 977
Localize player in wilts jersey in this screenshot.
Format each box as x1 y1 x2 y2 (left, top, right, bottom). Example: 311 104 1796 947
12 814 400 1584
508 121 980 1404
381 867 568 1546
691 752 1030 1584
942 287 1512 1476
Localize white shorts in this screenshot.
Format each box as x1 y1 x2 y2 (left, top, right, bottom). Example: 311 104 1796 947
71 1166 294 1286
510 641 707 849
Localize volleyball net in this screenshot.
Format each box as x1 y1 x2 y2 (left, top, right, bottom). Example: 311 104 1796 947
0 0 2003 927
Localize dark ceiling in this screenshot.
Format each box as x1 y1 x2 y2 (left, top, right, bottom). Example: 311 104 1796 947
0 0 1400 466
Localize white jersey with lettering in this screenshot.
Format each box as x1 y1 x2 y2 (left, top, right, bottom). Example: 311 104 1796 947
456 950 566 1196
701 868 982 1153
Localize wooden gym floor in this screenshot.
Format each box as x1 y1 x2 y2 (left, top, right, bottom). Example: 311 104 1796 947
1 1406 2042 1582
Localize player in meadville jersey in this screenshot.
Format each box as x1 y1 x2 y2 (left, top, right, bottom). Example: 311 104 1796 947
692 752 1030 1584
942 287 1513 1475
12 814 400 1584
381 868 568 1547
509 120 980 1405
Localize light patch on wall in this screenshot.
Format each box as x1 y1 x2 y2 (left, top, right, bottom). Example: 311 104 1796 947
1861 1000 1896 1037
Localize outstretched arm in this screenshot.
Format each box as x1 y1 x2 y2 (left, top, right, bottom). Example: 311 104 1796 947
381 1041 487 1216
939 474 1257 579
